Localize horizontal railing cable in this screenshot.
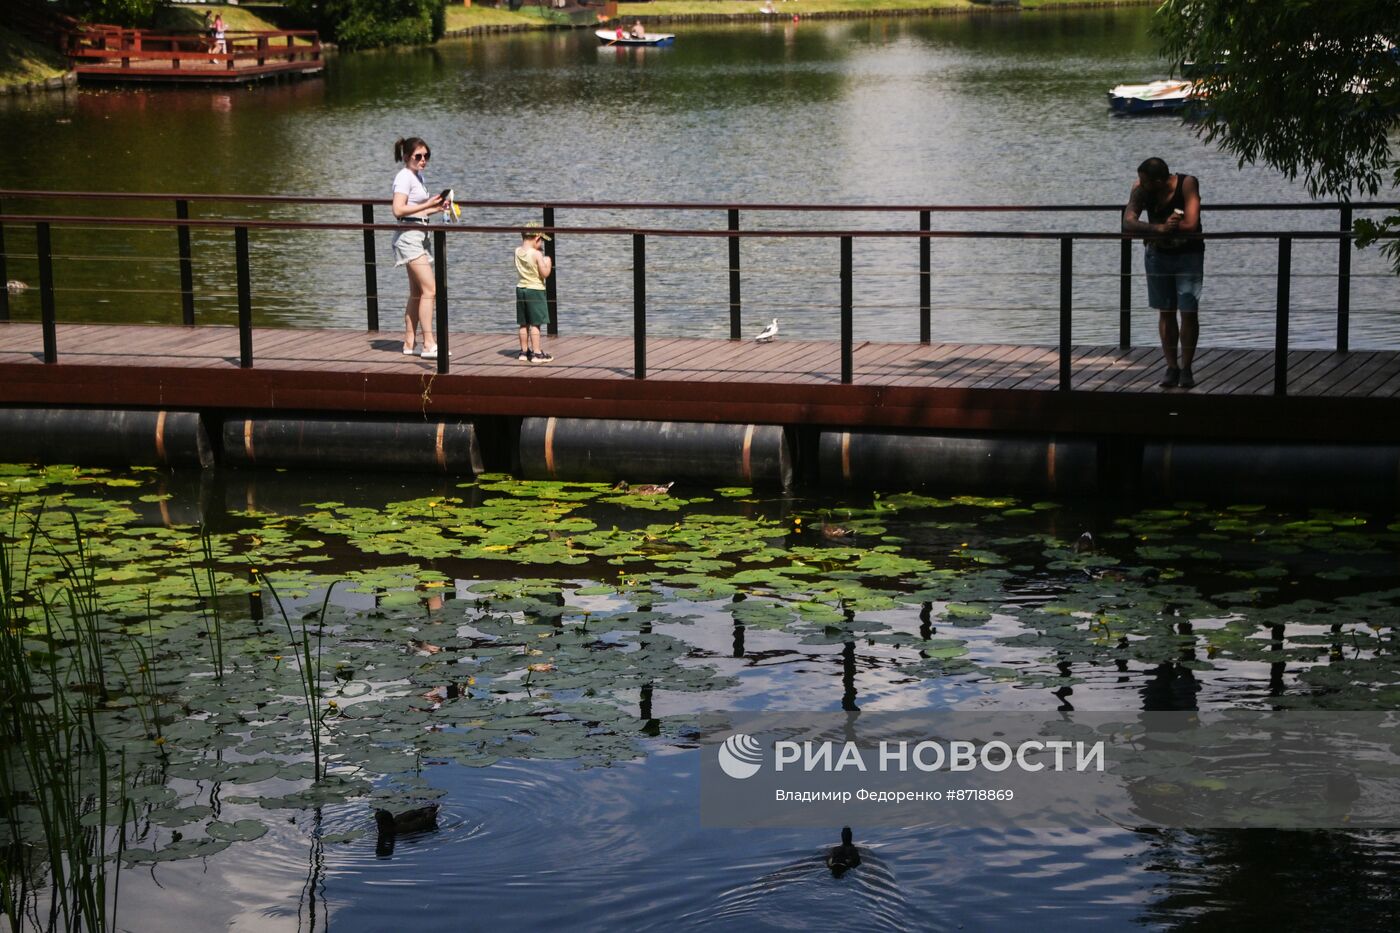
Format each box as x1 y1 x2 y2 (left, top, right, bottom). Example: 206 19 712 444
2 189 1398 215
1 213 1391 242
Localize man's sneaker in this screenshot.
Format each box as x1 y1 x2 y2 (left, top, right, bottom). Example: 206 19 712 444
1159 366 1180 388
532 352 554 364
1178 367 1195 389
517 350 532 362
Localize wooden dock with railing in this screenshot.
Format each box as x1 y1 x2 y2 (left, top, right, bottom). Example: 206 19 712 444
65 24 323 84
1 323 1398 444
1 191 1398 454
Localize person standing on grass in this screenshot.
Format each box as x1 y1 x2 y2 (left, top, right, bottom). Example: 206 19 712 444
1123 157 1204 389
515 222 553 364
391 137 446 359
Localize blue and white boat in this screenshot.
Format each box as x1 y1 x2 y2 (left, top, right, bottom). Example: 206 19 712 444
1108 80 1197 115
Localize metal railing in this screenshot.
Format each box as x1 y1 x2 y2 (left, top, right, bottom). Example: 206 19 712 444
0 192 1396 395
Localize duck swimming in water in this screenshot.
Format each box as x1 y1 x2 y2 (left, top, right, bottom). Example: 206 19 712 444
612 481 674 496
827 826 861 876
374 804 440 856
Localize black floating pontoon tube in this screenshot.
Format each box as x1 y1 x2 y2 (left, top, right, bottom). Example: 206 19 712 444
519 417 792 489
818 431 1098 494
0 408 213 468
222 416 483 475
1143 442 1400 506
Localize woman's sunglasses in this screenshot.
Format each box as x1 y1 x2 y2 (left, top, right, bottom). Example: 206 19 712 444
411 152 430 163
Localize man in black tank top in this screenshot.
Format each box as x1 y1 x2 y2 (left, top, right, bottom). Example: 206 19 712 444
1123 157 1204 389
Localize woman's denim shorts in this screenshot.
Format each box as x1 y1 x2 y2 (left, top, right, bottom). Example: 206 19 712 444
392 225 433 266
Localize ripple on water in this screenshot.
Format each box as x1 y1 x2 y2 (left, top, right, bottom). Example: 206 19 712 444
685 845 911 933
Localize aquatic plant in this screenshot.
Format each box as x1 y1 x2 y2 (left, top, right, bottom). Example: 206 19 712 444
0 504 132 933
262 574 339 783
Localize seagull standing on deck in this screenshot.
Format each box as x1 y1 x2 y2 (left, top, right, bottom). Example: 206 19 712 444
754 318 779 343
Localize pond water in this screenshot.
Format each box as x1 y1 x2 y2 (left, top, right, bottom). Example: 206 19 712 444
1 8 1397 349
3 8 1400 930
2 461 1399 930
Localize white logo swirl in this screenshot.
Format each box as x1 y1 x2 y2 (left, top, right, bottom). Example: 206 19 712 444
718 733 763 779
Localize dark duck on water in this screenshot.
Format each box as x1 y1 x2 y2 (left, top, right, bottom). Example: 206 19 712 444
827 826 861 876
374 804 440 856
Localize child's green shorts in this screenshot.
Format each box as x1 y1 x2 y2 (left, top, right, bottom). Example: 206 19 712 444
516 287 549 326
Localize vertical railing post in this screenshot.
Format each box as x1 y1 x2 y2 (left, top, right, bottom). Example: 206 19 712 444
1059 237 1072 392
176 199 195 325
919 210 931 344
434 229 449 374
840 235 853 385
38 222 56 364
544 206 559 336
1274 236 1292 396
1118 236 1131 349
728 208 741 339
1337 204 1351 353
235 226 252 368
0 197 9 322
361 203 379 331
633 233 646 379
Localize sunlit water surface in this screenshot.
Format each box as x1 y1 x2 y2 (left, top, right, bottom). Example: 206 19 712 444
2 8 1400 929
1 8 1396 348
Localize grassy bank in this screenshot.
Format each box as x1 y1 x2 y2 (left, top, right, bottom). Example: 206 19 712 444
153 4 292 33
442 0 1154 36
444 6 561 31
613 0 1151 17
0 24 69 89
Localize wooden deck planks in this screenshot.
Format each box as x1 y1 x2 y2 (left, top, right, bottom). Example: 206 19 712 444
1326 354 1400 398
3 324 1399 425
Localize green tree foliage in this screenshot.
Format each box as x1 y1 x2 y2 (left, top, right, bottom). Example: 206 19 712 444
284 0 446 50
1154 0 1400 267
46 0 166 27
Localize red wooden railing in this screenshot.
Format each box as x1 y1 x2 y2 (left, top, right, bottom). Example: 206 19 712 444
65 24 322 73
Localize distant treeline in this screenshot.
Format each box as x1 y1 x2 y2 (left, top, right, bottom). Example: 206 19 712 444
37 1 448 50
282 0 447 50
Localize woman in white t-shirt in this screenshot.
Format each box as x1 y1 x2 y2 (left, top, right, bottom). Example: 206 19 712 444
391 136 445 358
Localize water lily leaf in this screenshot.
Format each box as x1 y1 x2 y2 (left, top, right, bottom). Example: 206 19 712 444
206 819 268 842
125 837 232 863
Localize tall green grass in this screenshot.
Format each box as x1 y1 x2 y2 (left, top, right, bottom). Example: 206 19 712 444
0 504 132 932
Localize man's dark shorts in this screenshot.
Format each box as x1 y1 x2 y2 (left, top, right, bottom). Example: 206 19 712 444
1145 249 1204 312
516 287 549 327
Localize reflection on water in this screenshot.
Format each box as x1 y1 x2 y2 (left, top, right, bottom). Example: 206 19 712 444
3 9 1395 348
110 754 1400 931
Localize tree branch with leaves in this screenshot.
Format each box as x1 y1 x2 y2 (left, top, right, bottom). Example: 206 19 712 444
1153 0 1400 267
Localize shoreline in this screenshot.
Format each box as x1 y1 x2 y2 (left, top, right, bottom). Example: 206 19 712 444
444 0 1156 39
0 0 1158 86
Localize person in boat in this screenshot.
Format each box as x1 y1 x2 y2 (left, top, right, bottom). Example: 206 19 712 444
630 21 646 38
1123 157 1203 390
615 25 625 41
515 222 554 364
390 137 446 360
